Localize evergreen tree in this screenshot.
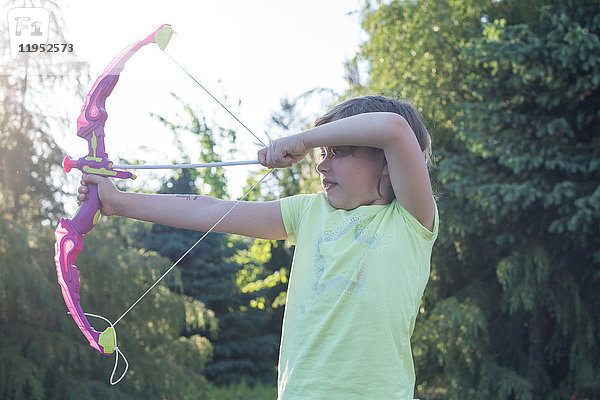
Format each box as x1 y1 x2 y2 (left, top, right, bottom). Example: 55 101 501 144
437 4 600 398
354 1 600 398
144 99 281 385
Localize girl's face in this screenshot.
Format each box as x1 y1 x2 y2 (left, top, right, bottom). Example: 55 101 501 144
317 146 392 210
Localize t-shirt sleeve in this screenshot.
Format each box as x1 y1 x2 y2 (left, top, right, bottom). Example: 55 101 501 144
394 197 439 242
279 194 317 245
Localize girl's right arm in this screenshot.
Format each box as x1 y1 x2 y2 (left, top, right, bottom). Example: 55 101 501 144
79 174 287 240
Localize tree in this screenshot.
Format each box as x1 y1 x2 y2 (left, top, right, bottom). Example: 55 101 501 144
353 1 600 398
0 1 78 224
437 4 600 398
0 4 217 397
143 98 282 385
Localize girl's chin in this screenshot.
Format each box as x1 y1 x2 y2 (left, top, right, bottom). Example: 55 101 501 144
325 194 356 211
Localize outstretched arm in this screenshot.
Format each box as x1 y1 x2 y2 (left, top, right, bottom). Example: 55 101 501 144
79 174 287 240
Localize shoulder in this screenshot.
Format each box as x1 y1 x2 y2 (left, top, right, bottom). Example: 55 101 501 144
388 198 439 242
280 193 329 244
280 192 321 208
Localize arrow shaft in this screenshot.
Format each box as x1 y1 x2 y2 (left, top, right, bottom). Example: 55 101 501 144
111 160 260 169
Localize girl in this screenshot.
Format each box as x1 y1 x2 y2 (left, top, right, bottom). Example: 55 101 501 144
79 95 438 399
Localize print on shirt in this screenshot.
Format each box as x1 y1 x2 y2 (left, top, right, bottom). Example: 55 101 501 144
309 213 384 305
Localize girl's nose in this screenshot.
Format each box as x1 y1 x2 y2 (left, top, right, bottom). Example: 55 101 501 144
316 157 330 173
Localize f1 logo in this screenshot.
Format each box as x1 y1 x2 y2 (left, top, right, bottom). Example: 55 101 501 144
7 7 50 60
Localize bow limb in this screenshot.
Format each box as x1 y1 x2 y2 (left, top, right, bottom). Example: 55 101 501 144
54 24 173 356
54 185 112 353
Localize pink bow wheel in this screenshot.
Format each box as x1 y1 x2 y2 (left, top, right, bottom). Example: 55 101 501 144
54 24 173 385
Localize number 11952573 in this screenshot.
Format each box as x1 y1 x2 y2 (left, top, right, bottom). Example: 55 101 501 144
19 43 73 52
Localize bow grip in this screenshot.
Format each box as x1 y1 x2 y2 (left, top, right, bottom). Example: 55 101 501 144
71 183 101 235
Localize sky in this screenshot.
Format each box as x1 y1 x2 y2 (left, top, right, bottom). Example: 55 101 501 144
55 0 366 196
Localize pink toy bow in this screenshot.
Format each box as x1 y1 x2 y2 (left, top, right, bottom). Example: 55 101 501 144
54 24 173 384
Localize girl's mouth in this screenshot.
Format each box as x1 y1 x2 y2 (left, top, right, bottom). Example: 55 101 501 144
323 180 337 191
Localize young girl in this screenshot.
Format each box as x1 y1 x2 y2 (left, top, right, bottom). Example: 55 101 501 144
79 95 438 399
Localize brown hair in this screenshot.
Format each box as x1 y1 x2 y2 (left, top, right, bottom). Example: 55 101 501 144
314 95 431 162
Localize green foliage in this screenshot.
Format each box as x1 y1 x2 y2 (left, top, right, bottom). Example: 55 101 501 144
143 100 281 386
151 92 236 199
1 63 217 396
205 380 277 400
0 209 216 399
356 1 600 399
235 239 289 309
354 0 490 152
441 5 600 398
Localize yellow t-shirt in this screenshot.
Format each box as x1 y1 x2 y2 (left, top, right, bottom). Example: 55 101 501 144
278 192 438 400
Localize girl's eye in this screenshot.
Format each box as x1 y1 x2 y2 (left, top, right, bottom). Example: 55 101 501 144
330 147 349 157
319 146 352 160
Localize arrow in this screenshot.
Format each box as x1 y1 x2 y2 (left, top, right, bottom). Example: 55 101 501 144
111 160 260 170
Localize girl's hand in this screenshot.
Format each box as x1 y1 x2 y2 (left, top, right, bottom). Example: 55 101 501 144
257 133 310 168
77 174 120 216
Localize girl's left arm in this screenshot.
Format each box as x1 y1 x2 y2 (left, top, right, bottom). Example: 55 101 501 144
258 112 435 231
